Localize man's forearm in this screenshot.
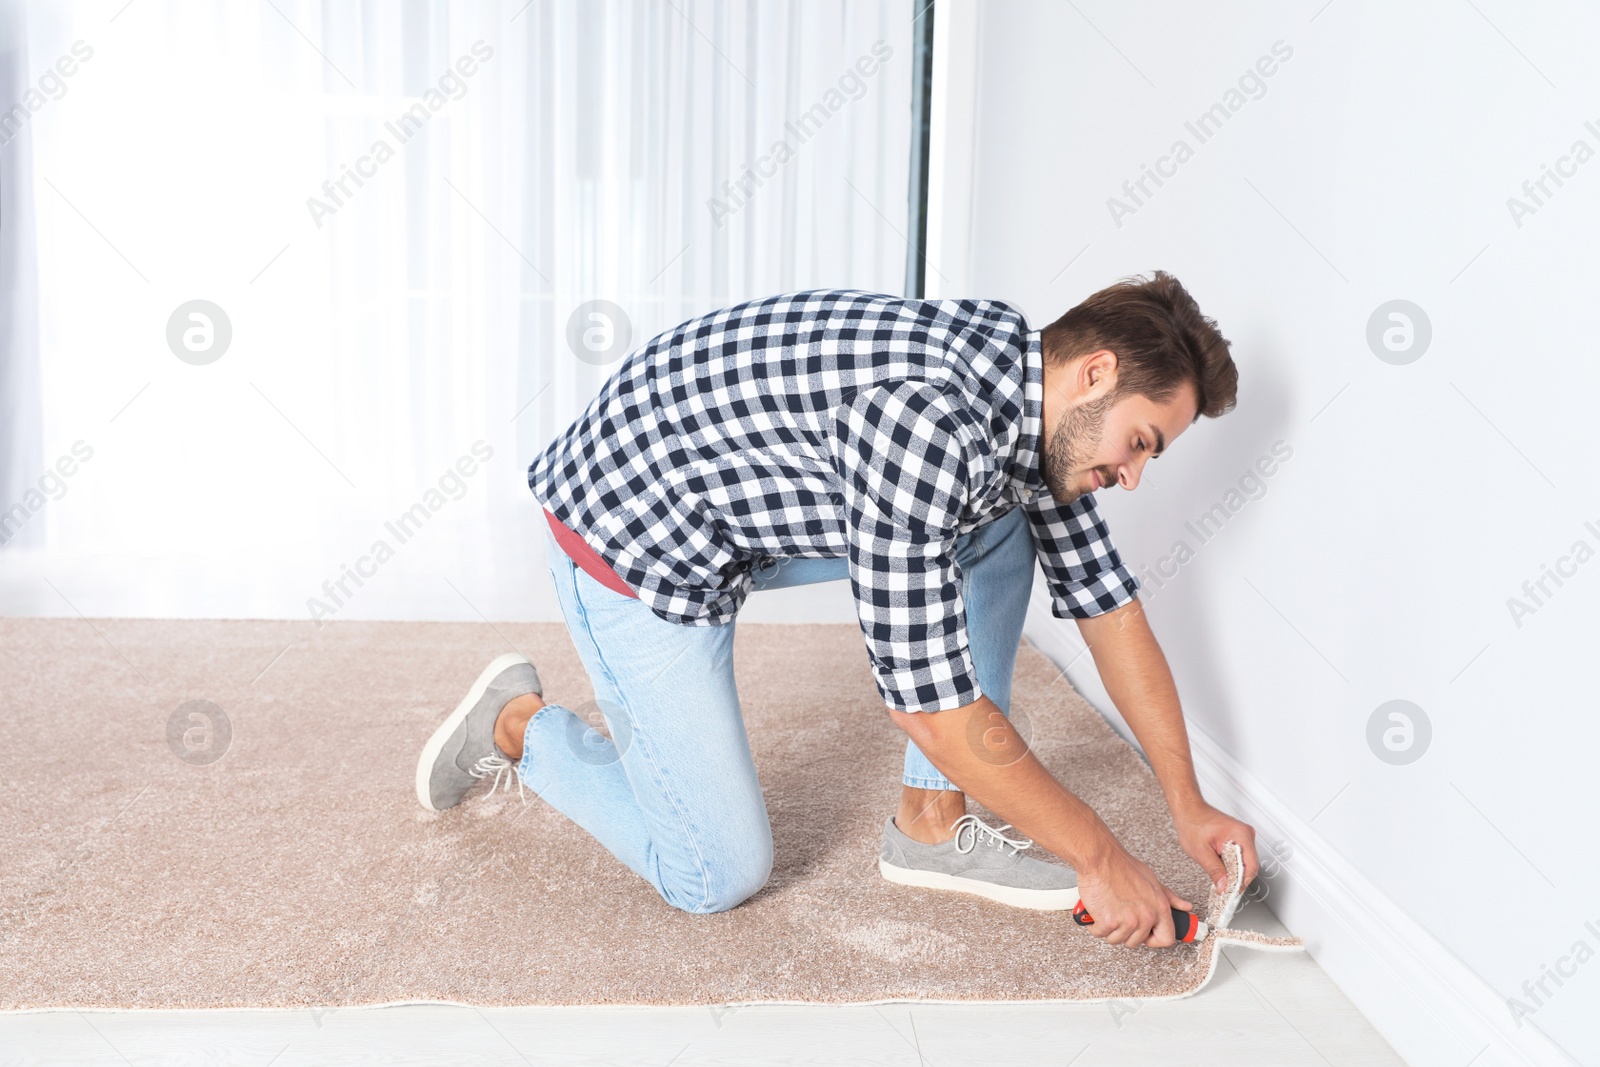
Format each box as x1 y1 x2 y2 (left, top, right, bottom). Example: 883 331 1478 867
891 697 1127 875
1077 599 1205 816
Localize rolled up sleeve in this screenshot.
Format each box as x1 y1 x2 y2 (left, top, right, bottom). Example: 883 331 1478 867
1026 492 1141 618
831 381 983 712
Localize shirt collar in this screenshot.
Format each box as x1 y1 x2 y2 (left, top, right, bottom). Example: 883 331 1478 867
1012 329 1049 497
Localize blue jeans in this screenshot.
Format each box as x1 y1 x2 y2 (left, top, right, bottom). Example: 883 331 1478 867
521 506 1035 913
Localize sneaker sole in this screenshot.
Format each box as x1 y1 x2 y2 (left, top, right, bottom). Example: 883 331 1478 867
414 652 534 812
878 857 1080 911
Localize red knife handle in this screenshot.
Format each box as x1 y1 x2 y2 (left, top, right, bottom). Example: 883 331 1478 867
1071 899 1204 943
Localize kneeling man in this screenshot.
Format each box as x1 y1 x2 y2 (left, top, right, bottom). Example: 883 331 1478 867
417 273 1259 948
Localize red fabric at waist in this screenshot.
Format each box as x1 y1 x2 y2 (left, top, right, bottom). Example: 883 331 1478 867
543 509 640 600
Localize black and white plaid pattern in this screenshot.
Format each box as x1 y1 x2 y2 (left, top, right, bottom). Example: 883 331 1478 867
528 290 1139 712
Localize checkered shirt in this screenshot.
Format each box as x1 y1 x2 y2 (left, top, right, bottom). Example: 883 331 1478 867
528 290 1140 712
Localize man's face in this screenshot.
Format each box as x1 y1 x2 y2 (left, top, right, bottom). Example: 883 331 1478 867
1041 380 1198 505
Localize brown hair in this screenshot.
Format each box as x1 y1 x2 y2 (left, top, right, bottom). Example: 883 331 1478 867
1040 271 1238 421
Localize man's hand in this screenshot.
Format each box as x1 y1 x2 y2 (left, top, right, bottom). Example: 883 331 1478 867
1074 848 1196 948
890 697 1197 949
1173 801 1258 895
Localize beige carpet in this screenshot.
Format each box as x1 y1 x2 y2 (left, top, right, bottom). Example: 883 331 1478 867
0 618 1299 1010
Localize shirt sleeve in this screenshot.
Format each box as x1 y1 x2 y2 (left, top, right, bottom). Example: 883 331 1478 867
1025 491 1141 618
831 380 985 713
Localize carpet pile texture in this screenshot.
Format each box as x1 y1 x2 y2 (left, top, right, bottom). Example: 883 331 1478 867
0 618 1299 1009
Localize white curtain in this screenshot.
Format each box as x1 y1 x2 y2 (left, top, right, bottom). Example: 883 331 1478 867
0 0 43 539
1 0 913 616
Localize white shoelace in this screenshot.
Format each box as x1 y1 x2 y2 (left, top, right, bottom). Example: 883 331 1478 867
950 814 1033 856
469 751 528 805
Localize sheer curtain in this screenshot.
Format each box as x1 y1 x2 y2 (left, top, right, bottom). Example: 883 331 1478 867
1 0 913 617
0 1 43 542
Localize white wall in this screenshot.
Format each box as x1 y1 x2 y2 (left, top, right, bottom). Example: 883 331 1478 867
931 1 1600 1063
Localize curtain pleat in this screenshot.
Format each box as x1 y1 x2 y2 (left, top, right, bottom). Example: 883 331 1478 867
6 0 913 569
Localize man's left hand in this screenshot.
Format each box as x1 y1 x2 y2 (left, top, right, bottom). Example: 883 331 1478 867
1173 802 1258 895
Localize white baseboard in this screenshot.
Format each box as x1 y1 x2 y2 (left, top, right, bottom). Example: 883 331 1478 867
1022 614 1578 1067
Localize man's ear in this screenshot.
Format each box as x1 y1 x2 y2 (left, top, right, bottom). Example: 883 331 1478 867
1079 348 1119 395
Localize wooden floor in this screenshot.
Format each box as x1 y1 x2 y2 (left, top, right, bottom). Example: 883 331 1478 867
0 898 1404 1066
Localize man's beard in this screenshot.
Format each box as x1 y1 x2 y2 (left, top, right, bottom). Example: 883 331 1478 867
1041 393 1113 503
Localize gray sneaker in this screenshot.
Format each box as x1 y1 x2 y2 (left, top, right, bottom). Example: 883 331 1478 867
879 813 1079 910
415 653 542 811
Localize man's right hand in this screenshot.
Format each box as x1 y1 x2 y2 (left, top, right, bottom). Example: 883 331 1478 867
1073 848 1195 948
888 696 1198 949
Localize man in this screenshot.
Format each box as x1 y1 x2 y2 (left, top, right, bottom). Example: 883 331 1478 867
416 273 1259 949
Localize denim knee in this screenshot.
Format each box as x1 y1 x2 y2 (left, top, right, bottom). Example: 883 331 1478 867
659 831 774 915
